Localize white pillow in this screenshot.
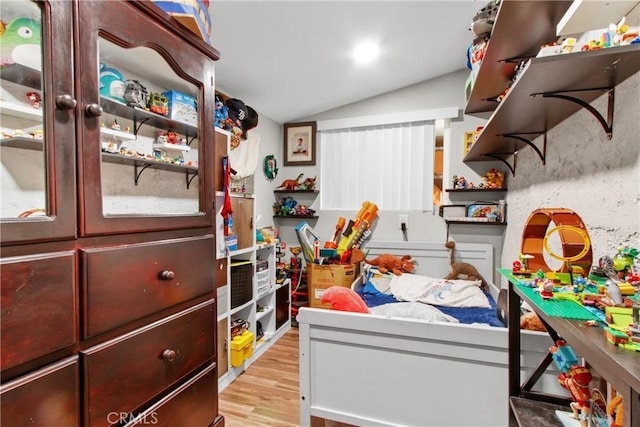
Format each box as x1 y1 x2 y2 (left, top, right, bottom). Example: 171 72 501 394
370 302 459 323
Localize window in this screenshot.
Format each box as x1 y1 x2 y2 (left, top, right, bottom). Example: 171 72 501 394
320 121 434 211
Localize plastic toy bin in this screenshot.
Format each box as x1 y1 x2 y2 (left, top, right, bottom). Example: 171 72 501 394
230 331 254 367
230 261 253 309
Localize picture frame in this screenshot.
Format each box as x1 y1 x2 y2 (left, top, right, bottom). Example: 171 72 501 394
283 121 316 166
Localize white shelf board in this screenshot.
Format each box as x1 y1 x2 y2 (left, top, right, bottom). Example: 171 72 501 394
152 142 191 151
101 127 136 141
0 101 42 121
557 0 639 36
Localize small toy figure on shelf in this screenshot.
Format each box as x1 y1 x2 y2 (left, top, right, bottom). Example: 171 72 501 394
457 176 468 189
451 175 458 189
26 91 41 109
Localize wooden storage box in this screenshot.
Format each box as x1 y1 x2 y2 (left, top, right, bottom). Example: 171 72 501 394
307 263 359 309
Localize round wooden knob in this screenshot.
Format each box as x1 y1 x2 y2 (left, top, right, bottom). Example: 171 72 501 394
56 94 77 110
162 349 177 362
159 270 175 281
85 103 103 117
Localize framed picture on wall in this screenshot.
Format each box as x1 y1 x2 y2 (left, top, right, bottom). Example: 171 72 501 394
284 121 316 166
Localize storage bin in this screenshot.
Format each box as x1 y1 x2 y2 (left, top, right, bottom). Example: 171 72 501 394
230 331 254 367
308 263 359 309
230 262 252 309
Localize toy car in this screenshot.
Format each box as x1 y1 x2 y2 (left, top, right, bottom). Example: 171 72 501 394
148 92 169 116
124 79 149 109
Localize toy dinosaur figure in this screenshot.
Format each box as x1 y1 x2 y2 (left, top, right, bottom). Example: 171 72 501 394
363 253 415 276
445 241 488 290
276 173 303 191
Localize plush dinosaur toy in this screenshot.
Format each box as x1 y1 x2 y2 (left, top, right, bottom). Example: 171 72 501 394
276 173 303 191
445 241 488 290
363 253 415 276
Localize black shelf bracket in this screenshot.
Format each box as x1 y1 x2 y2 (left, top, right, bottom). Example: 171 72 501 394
534 87 615 139
482 152 517 177
133 117 151 135
186 170 198 189
498 131 547 165
133 161 152 185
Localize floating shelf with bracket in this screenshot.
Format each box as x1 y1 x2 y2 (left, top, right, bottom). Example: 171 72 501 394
464 44 640 176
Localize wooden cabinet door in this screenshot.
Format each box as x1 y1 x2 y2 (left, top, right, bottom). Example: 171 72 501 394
276 284 290 330
231 196 254 250
75 0 219 237
0 0 76 245
217 318 228 378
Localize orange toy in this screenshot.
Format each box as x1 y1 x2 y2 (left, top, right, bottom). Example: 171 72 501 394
364 254 415 276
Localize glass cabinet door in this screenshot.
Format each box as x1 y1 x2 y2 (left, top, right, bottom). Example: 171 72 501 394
0 0 76 244
76 0 216 236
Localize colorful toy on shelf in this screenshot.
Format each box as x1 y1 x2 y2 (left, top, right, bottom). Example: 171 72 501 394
99 63 127 103
124 79 149 109
481 168 504 188
0 17 41 70
148 92 169 116
276 173 303 191
550 340 592 426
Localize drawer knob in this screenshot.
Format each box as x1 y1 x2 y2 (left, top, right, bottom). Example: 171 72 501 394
159 270 175 281
162 349 177 362
56 94 77 110
85 103 103 117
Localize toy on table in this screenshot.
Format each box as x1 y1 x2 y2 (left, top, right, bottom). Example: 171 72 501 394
550 340 592 426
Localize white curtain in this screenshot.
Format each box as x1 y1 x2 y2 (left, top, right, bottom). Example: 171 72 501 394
320 121 434 211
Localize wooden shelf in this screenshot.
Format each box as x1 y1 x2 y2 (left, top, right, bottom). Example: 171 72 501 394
464 44 640 173
1 137 43 151
100 97 199 137
444 220 506 226
509 397 572 427
446 188 506 193
273 215 318 219
464 0 572 115
273 190 318 194
556 0 639 36
0 63 42 90
101 152 197 174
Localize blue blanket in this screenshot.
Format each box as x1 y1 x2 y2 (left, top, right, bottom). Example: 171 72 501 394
359 277 505 327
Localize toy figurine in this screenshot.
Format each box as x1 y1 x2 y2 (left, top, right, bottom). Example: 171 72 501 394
550 340 592 427
26 91 41 108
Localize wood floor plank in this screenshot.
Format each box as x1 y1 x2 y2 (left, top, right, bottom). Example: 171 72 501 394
220 328 300 426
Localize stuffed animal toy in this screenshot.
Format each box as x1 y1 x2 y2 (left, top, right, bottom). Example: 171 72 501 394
320 286 370 313
364 253 415 276
520 311 546 332
445 241 488 290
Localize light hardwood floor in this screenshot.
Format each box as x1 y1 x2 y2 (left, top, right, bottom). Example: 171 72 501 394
219 327 300 427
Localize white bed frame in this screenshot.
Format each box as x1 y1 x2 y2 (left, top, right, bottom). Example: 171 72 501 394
298 241 566 427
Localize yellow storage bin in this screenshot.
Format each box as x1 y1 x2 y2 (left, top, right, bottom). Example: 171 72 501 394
230 331 254 367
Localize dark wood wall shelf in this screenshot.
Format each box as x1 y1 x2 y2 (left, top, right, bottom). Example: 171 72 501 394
464 44 640 175
273 215 319 220
464 0 572 115
446 188 506 193
445 220 506 225
273 190 319 194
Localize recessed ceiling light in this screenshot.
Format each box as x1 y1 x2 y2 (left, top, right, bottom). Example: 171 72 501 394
353 41 379 65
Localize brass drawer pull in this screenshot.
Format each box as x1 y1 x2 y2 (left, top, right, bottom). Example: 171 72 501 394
159 270 175 281
162 349 177 362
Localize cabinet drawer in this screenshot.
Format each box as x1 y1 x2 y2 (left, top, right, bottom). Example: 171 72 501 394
0 356 79 427
123 363 218 426
216 257 227 288
82 300 215 427
1 251 76 370
81 235 214 338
